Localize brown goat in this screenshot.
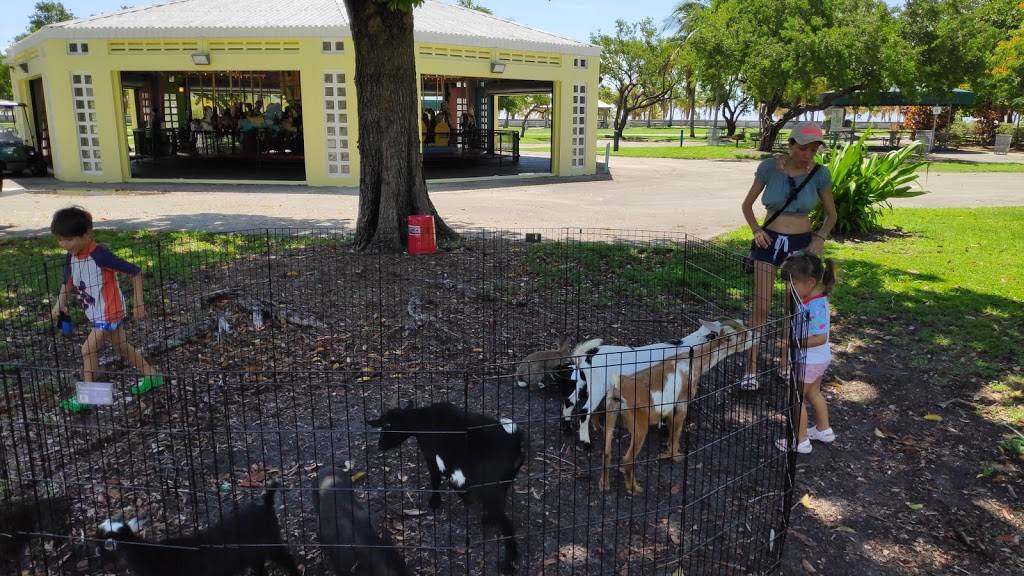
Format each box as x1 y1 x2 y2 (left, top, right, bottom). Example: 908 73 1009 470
514 336 572 389
599 319 754 495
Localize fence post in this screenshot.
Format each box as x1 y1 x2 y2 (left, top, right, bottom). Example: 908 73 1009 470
265 229 277 370
42 262 62 370
679 130 685 147
603 142 610 173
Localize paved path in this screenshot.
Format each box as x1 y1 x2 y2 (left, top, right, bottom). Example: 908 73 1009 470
1 157 1021 240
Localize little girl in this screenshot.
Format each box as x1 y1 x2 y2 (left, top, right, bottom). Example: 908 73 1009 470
777 251 837 454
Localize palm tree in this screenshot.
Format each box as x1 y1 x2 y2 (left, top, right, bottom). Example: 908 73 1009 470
667 1 708 138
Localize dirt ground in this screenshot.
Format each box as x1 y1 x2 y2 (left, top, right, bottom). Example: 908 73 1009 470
779 315 1024 575
3 235 794 576
3 234 1021 575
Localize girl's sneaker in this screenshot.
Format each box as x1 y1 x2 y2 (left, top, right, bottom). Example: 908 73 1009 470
775 438 812 454
131 374 164 395
807 426 836 443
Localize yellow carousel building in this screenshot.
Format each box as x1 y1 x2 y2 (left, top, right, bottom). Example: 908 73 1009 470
6 0 600 185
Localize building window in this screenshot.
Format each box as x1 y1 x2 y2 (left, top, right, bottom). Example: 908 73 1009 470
573 58 587 69
323 71 350 176
321 40 345 53
162 93 179 129
571 83 587 168
71 73 101 174
68 42 89 55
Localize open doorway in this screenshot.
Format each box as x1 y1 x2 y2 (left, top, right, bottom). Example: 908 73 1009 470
29 78 51 161
421 75 552 180
121 70 304 181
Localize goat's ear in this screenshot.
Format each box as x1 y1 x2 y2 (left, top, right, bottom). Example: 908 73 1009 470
699 319 722 332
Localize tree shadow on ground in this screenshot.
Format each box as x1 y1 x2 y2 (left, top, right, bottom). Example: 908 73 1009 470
0 213 355 240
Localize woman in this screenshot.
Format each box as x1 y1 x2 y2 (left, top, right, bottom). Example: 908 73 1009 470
738 122 838 390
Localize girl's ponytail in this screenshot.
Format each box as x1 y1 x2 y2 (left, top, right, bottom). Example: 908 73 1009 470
821 258 837 294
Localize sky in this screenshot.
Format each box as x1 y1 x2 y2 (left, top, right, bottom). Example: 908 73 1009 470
2 0 709 49
3 0 906 54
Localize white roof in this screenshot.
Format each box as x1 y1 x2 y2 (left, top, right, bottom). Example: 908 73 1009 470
10 0 599 55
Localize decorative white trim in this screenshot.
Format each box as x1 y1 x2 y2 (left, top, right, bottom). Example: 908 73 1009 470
71 73 102 174
11 28 600 59
571 83 587 169
322 71 350 178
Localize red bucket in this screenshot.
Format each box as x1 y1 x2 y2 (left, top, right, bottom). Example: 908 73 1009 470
407 214 437 255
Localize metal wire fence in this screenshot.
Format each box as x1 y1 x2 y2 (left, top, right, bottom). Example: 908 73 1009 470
1 228 803 575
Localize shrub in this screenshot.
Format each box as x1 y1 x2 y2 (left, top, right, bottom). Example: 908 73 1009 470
812 132 927 236
949 116 973 139
902 106 950 133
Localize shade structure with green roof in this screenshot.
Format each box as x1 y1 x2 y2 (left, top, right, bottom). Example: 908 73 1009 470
821 88 977 107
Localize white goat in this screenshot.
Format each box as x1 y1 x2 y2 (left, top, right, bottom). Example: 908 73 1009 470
562 320 742 446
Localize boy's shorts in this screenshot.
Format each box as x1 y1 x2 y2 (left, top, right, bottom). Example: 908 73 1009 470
93 321 122 331
799 361 830 384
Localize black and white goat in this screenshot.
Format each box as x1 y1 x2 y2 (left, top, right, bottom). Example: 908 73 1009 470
314 469 409 576
96 483 300 576
562 320 748 446
1 495 70 571
368 403 525 574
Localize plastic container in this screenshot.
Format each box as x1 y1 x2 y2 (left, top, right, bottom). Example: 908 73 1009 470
407 215 437 255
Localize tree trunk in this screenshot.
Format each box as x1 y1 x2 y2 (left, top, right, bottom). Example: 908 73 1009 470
686 85 697 138
758 100 805 152
724 117 737 137
613 97 628 151
344 0 455 251
520 105 540 137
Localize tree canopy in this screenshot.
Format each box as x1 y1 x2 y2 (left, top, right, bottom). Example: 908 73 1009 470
16 1 74 40
0 55 11 100
456 0 492 14
685 0 915 150
592 19 681 149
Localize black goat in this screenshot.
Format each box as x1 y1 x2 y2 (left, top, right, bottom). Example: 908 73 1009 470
367 403 525 574
313 469 409 576
1 495 70 571
96 484 300 576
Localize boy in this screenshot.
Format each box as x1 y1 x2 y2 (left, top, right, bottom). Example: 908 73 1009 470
49 207 162 412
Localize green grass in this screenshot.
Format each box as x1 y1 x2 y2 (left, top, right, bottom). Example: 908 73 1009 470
723 207 1024 421
609 145 770 160
517 126 765 145
0 230 347 357
921 161 1024 173
524 239 748 312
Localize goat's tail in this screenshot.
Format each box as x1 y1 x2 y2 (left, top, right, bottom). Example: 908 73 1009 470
570 338 603 367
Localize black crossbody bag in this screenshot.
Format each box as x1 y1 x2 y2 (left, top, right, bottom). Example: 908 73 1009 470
743 163 822 274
